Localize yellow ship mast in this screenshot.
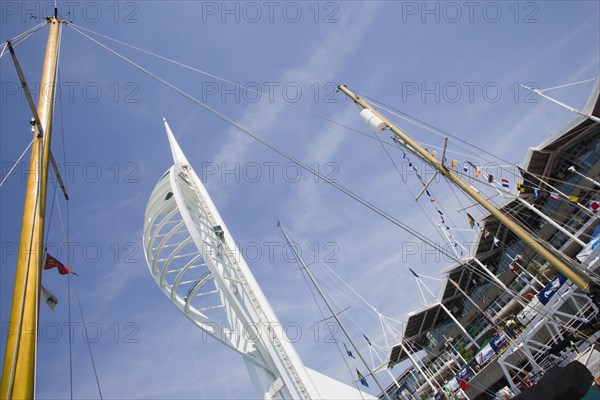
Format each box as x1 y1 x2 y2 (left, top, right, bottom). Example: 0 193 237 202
338 84 599 298
1 13 62 399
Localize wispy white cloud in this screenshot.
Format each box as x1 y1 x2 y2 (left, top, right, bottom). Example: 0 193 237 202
208 2 382 204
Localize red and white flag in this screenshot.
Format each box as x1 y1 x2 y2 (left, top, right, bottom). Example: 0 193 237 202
43 252 77 276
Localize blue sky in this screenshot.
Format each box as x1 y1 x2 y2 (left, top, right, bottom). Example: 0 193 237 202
1 1 599 398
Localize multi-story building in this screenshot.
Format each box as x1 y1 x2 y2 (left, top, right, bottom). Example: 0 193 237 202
384 79 600 400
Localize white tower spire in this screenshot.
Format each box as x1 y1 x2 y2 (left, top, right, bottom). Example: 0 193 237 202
163 118 189 165
143 120 376 399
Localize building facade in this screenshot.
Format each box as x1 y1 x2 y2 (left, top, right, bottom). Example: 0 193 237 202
384 80 600 400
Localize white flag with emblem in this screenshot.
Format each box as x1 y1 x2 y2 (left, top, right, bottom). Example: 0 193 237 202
41 284 58 311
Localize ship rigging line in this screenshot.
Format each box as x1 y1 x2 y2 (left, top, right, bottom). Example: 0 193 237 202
356 90 600 201
57 64 75 400
65 23 382 141
446 166 600 283
64 23 472 162
278 225 370 396
41 28 104 400
51 179 104 400
368 111 451 246
0 140 34 189
68 24 599 324
70 21 545 309
0 20 50 60
1 21 54 392
67 23 469 265
375 88 600 196
354 90 515 166
390 139 472 248
282 224 407 356
280 223 393 396
1 105 44 399
539 78 597 92
68 25 598 339
0 21 57 187
385 116 599 276
283 223 391 325
502 205 600 282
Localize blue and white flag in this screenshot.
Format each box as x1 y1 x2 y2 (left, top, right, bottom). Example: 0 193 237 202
475 343 495 366
537 273 567 305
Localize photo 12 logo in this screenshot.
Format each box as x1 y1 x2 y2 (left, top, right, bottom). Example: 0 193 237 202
2 321 140 344
200 81 339 104
201 161 338 184
1 81 140 104
399 2 540 24
0 240 141 265
1 2 140 24
400 241 480 264
200 1 340 24
399 81 540 104
201 239 339 265
1 161 140 185
198 320 344 345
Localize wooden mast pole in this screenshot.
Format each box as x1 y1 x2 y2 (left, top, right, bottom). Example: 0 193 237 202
1 15 62 399
337 84 599 298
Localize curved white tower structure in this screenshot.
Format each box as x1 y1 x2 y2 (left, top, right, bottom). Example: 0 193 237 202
143 120 375 399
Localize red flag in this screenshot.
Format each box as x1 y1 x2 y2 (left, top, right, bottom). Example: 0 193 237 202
44 252 77 276
458 378 469 390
